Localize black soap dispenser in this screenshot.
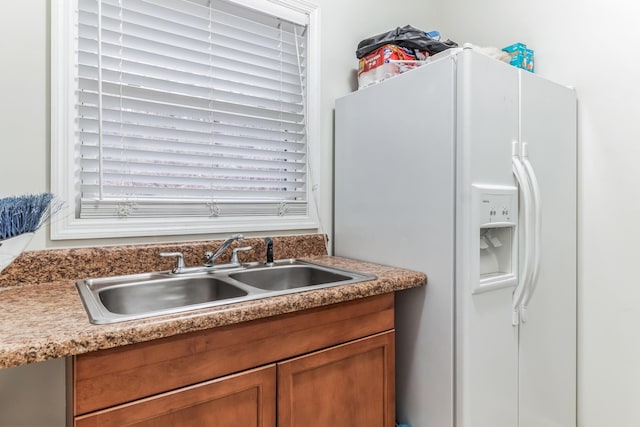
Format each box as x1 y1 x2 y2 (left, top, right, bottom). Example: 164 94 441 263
264 237 274 266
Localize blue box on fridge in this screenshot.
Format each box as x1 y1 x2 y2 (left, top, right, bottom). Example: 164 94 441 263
502 42 534 73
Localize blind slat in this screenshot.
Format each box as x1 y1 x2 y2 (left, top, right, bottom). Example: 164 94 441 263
78 131 306 153
79 76 303 112
81 163 305 184
78 74 306 117
78 41 305 86
80 0 306 39
79 90 304 123
79 104 305 135
92 1 306 56
78 13 304 68
79 118 306 144
78 25 305 77
79 138 306 162
80 173 304 193
80 146 307 172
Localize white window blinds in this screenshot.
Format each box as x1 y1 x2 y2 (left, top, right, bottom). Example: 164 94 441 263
76 0 309 219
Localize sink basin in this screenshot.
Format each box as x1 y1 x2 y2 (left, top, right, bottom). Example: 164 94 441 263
229 265 353 291
77 273 250 323
99 277 248 315
76 260 376 324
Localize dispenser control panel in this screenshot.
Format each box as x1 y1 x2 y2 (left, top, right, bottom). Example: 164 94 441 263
479 192 516 226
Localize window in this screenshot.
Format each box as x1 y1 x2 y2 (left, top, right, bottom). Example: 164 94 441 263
52 0 319 239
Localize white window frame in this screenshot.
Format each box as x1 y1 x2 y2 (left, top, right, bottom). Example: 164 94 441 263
51 0 320 240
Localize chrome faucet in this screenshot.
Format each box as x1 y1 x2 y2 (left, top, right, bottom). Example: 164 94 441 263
159 234 247 275
204 234 244 266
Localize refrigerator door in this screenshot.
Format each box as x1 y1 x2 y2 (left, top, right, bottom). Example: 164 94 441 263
517 70 577 427
334 56 457 427
455 49 520 427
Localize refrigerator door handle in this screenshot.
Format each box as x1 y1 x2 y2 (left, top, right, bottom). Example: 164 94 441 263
520 142 542 321
511 142 533 325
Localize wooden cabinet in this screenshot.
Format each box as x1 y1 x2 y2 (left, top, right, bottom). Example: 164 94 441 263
71 294 395 427
278 331 395 427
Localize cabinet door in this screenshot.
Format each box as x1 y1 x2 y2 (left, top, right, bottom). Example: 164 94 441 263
277 331 395 427
75 365 275 427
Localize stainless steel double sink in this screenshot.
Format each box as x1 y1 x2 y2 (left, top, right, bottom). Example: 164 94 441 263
76 259 376 324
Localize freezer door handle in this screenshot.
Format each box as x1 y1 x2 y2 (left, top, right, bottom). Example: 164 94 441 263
520 142 542 321
511 142 533 325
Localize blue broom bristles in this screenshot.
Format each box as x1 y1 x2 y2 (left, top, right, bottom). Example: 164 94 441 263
0 193 55 240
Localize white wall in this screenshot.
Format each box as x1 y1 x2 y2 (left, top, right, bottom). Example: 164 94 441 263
314 0 439 245
0 0 50 250
434 1 640 425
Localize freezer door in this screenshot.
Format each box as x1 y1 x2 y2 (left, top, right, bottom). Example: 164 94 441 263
334 56 457 427
518 70 577 427
455 49 520 427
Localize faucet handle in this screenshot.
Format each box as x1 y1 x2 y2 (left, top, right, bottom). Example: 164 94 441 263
231 246 252 264
160 252 186 274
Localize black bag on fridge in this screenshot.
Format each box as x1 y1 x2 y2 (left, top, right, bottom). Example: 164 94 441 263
356 25 457 59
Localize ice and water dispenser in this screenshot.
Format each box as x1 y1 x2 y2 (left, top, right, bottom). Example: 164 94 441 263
472 184 518 294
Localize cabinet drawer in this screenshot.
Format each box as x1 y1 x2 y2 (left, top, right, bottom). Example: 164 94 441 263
73 293 394 415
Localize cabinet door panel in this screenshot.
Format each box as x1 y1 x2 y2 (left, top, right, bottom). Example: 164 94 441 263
278 331 395 427
75 365 275 427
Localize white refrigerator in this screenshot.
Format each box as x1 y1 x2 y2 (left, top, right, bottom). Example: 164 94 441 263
334 47 576 427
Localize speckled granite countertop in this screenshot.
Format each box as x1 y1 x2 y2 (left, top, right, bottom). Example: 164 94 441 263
0 255 425 369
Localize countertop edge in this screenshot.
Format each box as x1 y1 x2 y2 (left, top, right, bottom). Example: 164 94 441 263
0 256 426 369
